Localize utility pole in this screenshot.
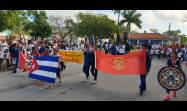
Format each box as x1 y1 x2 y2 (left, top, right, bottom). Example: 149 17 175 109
168 22 171 36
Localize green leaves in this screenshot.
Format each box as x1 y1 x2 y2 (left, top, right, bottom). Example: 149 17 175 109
74 13 118 38
0 10 52 39
0 10 24 32
119 10 142 33
28 10 52 39
181 35 187 45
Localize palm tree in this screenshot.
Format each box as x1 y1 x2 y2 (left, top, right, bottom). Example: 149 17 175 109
119 10 142 35
113 10 122 26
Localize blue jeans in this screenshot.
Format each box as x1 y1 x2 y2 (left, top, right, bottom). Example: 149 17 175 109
139 75 146 92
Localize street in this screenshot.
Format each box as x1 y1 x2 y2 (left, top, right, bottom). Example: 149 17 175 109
0 59 186 101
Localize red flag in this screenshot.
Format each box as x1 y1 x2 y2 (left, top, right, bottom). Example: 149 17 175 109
28 59 40 74
96 50 146 75
18 52 28 71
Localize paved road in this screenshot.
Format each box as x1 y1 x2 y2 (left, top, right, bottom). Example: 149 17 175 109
0 59 186 101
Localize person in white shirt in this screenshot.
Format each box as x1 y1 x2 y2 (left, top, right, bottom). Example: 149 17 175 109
0 48 4 71
118 44 125 55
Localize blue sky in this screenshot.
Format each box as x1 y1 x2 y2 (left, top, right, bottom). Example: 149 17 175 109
46 10 187 35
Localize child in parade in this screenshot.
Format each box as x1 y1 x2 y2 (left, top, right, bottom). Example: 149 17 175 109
163 52 181 101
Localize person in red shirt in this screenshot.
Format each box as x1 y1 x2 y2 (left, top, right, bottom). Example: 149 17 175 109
163 52 181 101
31 47 40 57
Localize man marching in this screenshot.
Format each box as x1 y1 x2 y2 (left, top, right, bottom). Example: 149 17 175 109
139 43 152 95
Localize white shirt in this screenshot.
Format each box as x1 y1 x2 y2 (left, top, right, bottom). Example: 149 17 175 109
0 50 4 59
150 49 154 54
118 45 125 54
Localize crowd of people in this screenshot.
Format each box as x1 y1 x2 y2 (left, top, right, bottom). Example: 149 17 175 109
0 37 187 100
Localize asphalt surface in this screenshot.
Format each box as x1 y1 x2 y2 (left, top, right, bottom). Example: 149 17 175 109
0 59 186 101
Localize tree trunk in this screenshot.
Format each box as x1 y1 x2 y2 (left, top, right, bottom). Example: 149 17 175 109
117 14 120 26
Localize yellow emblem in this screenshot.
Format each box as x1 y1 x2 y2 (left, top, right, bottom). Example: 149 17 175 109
113 57 124 70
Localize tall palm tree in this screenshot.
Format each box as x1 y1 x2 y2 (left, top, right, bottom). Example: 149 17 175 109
113 10 121 26
119 10 142 34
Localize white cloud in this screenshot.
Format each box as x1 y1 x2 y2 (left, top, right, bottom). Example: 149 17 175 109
153 10 187 22
45 10 86 21
45 10 187 35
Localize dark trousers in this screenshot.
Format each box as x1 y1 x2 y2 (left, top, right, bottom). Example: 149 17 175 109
83 64 90 78
83 64 97 80
139 75 146 92
90 64 98 81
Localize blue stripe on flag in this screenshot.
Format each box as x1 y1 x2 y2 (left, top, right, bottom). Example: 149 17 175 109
35 56 59 62
29 73 55 83
39 66 58 73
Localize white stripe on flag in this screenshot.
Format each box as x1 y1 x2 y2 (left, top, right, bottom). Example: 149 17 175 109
31 70 56 78
36 60 58 68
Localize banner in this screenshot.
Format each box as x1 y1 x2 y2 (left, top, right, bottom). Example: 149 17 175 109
18 52 28 70
58 50 84 64
96 50 147 75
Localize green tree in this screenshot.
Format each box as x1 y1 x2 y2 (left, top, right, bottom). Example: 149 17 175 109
115 34 121 45
74 13 118 38
163 29 181 36
150 28 159 33
119 10 142 35
180 35 187 45
27 10 52 39
0 10 27 33
113 10 122 26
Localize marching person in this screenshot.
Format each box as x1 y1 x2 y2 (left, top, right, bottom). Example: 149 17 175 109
118 43 125 55
82 46 91 82
163 52 181 101
0 48 4 71
52 47 63 86
110 43 117 55
139 43 152 95
12 43 20 74
89 47 98 84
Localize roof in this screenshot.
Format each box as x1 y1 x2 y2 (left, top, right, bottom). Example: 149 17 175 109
129 33 169 40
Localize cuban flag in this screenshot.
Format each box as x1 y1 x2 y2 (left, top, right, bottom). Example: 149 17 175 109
29 56 59 83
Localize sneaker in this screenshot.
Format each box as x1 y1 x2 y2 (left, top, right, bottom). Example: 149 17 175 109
83 78 89 82
172 91 176 97
12 71 17 73
139 90 143 96
91 80 97 84
163 95 171 101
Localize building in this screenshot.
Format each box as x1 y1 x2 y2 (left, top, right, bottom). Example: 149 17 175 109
128 33 169 45
0 36 5 41
168 36 181 44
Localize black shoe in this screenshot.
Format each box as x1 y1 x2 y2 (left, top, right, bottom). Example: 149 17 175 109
12 71 17 73
143 88 146 91
140 90 143 96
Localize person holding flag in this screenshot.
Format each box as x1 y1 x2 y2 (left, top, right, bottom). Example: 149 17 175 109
89 47 98 84
52 47 63 86
139 43 152 95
